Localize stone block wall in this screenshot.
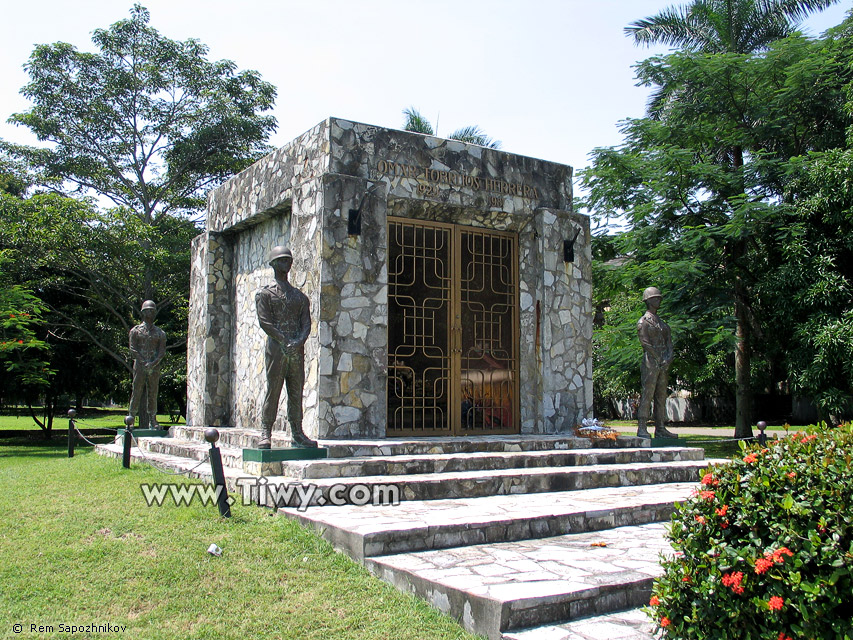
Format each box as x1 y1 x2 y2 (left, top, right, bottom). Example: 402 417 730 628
186 231 232 426
317 174 388 438
187 117 592 437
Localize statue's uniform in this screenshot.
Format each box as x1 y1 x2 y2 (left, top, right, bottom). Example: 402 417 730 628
256 282 311 433
637 311 672 431
129 322 166 427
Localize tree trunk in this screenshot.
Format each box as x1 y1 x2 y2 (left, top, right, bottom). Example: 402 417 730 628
730 146 753 440
734 291 753 439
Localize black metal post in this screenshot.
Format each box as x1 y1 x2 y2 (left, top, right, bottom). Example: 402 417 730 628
67 409 77 458
122 415 133 469
205 428 231 518
757 420 767 446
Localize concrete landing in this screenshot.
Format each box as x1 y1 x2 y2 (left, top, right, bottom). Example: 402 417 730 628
168 426 652 456
365 522 671 640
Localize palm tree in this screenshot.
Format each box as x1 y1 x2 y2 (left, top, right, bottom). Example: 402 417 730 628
626 0 839 437
626 0 840 53
402 107 501 149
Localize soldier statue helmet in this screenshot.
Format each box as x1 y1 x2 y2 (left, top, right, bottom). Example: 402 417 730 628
268 246 293 264
642 286 662 302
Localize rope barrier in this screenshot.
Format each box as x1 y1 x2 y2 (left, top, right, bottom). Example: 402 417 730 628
72 425 110 447
127 430 211 476
70 419 210 476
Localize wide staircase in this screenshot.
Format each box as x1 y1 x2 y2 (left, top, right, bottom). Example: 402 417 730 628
97 427 718 640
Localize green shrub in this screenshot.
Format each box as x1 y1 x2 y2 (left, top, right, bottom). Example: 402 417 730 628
649 424 853 640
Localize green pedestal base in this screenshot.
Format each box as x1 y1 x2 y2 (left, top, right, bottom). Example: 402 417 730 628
116 429 170 438
243 447 328 476
650 437 688 447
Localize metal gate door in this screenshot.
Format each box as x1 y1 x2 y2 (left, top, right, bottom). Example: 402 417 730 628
387 217 519 436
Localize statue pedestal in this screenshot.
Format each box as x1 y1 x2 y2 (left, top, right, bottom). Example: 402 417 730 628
242 447 328 475
650 437 688 447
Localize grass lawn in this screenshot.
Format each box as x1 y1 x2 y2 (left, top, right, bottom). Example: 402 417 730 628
606 419 796 431
0 409 181 433
0 439 477 640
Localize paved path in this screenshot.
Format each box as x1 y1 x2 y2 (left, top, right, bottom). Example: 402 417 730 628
609 424 790 438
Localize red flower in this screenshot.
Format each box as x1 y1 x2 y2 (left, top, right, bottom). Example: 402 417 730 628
661 616 671 628
699 490 716 501
701 473 719 486
715 504 728 517
771 548 794 564
17 339 23 344
786 471 796 479
722 571 742 586
743 453 758 464
778 633 793 640
755 558 774 574
721 571 744 593
650 596 660 606
695 515 706 525
768 596 784 611
720 520 729 529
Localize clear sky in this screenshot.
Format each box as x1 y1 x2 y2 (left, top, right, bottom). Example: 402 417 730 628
1 0 850 181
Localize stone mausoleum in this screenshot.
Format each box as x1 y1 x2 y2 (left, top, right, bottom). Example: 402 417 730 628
186 117 592 440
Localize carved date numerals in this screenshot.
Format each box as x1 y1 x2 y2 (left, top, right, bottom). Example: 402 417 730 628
417 183 440 197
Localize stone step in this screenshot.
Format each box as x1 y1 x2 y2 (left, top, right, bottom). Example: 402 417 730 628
251 459 711 507
170 426 650 457
280 482 695 559
278 447 703 479
135 438 244 470
134 434 702 479
502 608 656 640
94 442 243 486
364 522 671 640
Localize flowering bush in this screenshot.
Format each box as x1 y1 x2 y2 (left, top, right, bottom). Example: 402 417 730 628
649 424 853 639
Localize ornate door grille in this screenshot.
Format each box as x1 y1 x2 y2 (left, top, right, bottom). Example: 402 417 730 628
387 218 519 436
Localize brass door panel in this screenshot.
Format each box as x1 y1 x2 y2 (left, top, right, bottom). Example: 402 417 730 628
387 217 519 436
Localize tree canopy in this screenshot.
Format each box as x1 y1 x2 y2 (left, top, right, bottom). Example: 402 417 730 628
626 0 840 53
402 107 502 149
584 9 853 429
0 5 278 424
5 4 276 224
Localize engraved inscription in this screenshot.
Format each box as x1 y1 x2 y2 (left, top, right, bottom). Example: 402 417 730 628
375 159 540 201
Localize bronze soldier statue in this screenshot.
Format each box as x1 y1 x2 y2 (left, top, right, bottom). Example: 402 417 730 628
637 287 677 439
128 300 167 429
256 246 315 449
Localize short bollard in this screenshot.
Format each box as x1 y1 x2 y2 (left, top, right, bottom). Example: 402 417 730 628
67 409 77 458
757 420 767 446
205 428 231 518
122 415 134 469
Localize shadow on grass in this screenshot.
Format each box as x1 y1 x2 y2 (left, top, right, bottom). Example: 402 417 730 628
681 435 744 460
0 435 115 457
